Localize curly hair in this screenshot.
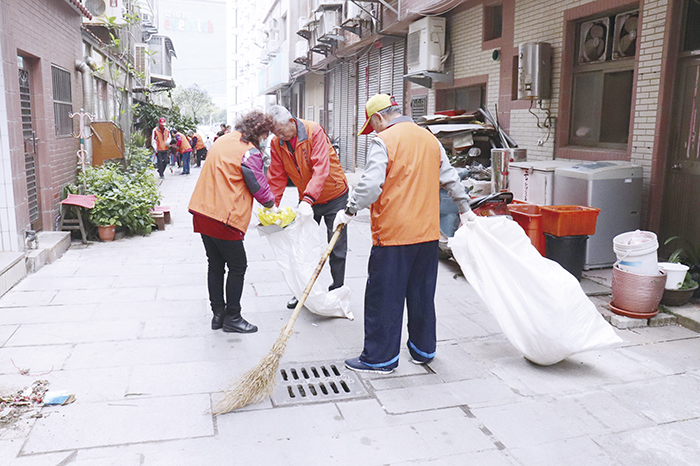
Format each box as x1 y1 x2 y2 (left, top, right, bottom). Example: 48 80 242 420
235 110 273 147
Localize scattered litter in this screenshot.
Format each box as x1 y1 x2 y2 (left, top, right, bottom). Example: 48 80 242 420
11 358 54 377
257 207 296 227
312 323 318 327
0 380 49 426
43 391 76 406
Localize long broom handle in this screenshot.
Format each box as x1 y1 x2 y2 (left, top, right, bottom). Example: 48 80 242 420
282 223 345 336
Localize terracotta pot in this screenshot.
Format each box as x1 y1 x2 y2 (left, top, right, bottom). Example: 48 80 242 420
611 265 666 317
661 285 699 306
97 225 116 242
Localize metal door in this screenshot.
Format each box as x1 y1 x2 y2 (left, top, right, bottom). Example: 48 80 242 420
18 59 41 230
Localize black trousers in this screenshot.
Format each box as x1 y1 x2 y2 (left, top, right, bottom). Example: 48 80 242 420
156 151 168 177
312 191 348 290
201 234 247 317
195 148 207 166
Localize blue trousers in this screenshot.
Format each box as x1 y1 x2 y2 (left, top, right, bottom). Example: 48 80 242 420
182 151 192 174
360 240 439 368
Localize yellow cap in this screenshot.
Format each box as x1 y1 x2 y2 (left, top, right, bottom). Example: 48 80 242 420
358 94 399 135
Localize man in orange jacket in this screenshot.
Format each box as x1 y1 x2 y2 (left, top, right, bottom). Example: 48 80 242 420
267 105 349 309
334 94 475 374
151 117 170 179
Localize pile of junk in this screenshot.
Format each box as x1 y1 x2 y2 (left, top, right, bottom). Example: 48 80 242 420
416 107 523 257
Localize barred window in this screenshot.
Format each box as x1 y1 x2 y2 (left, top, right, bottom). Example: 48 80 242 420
52 66 73 137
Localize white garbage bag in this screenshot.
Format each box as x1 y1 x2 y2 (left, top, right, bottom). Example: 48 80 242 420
258 215 353 320
448 216 621 365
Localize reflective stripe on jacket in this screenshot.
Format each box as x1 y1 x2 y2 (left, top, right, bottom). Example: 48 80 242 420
153 127 170 152
371 121 441 246
268 119 347 205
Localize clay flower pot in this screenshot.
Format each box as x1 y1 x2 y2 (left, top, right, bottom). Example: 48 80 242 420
97 225 116 242
611 265 666 318
661 285 699 306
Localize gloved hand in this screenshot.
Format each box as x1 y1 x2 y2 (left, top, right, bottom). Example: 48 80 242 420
333 210 354 231
264 205 280 214
460 210 478 224
297 201 314 220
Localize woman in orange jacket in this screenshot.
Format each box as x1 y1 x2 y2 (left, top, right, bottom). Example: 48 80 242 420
188 110 276 333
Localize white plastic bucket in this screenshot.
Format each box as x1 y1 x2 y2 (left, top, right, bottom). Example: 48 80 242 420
613 230 659 276
658 262 689 290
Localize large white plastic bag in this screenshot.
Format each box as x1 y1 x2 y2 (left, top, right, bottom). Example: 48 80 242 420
448 216 621 365
258 215 353 320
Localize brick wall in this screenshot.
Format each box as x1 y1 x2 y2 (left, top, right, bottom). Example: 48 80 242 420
1 0 82 244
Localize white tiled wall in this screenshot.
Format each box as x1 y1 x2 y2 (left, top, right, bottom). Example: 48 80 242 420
0 37 21 252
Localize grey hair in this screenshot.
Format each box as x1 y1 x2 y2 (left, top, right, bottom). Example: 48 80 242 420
377 105 402 118
267 105 294 125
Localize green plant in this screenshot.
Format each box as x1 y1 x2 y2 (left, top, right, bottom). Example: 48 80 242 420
665 236 700 270
679 273 699 290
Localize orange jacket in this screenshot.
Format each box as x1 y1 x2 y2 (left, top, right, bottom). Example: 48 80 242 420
268 119 347 205
190 132 206 150
174 132 192 154
153 126 170 152
188 132 257 233
371 121 441 246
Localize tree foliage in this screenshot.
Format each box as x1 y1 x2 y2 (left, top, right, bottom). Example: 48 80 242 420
172 84 216 124
132 101 196 144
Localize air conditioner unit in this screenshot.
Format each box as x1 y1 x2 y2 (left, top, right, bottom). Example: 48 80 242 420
344 0 362 22
295 40 309 60
578 17 609 64
407 16 446 74
612 11 639 59
83 0 126 25
318 9 340 38
316 0 343 9
134 43 151 85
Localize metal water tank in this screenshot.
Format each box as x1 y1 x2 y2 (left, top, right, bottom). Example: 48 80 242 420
518 42 552 100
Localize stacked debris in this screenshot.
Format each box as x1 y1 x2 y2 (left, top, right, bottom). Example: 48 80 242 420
0 380 49 426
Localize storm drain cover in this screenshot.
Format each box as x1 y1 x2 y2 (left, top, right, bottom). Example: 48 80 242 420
271 360 370 407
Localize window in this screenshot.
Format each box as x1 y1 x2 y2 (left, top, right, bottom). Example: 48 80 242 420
684 0 700 52
484 4 503 42
411 96 428 119
436 85 485 113
569 11 638 148
51 66 73 137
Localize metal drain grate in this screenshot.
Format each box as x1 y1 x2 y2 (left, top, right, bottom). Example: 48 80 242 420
271 360 370 406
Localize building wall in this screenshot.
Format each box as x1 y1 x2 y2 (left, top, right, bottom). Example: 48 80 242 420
1 0 82 249
304 73 324 123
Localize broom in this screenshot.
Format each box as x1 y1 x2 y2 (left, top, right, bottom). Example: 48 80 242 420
213 223 345 415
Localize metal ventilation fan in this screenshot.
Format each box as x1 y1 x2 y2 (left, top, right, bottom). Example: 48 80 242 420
613 11 639 59
85 0 106 16
578 18 609 64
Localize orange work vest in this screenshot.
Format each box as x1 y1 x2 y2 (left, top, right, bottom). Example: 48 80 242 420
371 121 441 246
188 131 255 233
191 132 206 150
270 119 347 205
175 132 192 153
153 126 170 152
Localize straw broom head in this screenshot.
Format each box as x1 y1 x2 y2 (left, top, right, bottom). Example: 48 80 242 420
213 328 290 415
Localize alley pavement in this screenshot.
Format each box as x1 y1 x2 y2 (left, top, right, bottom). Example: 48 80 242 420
1 166 700 465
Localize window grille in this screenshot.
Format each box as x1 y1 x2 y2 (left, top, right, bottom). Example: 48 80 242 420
52 66 73 137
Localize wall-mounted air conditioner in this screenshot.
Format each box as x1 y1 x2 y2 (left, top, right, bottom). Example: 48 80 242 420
134 44 151 86
83 0 126 25
407 16 446 74
344 0 362 22
317 9 341 40
578 17 609 64
295 40 309 60
612 10 638 59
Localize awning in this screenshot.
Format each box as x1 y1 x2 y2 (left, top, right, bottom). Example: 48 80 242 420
64 0 92 19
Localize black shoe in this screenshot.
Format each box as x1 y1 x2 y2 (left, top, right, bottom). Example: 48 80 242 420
223 316 258 333
287 297 299 309
211 313 224 330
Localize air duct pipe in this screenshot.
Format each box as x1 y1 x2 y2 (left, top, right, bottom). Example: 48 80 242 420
75 57 96 163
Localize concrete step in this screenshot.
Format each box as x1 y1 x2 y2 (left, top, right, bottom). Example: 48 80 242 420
25 232 71 274
0 251 26 298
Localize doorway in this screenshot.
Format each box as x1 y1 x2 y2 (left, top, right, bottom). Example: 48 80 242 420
18 56 42 231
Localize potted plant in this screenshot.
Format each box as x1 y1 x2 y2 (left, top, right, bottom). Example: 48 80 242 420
661 272 699 306
664 236 700 298
90 195 122 242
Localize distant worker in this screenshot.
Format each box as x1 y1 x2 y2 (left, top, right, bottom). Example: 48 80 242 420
188 110 276 333
172 129 193 175
266 105 349 310
334 94 474 374
151 117 170 179
188 130 207 168
214 123 227 142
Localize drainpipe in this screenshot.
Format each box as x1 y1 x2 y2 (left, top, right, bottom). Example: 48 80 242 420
75 57 96 162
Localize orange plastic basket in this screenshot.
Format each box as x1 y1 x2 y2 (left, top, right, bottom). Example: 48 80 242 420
509 204 545 255
539 205 600 236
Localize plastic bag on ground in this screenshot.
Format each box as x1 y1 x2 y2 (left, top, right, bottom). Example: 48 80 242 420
258 214 353 320
448 216 621 365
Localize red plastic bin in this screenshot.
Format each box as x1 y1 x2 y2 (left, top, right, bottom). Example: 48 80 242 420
539 205 600 236
509 203 545 255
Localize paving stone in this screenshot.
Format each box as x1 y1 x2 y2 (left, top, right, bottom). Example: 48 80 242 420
509 436 619 466
0 291 58 308
593 417 700 466
13 275 117 291
0 304 95 326
0 324 18 346
603 374 700 424
5 320 142 346
21 394 213 454
389 450 519 466
649 312 677 327
411 415 497 456
51 287 157 305
618 338 700 375
335 399 465 431
609 313 648 329
0 344 73 375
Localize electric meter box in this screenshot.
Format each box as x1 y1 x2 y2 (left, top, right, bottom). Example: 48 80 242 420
510 160 579 205
518 42 552 100
553 161 643 269
407 16 446 74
